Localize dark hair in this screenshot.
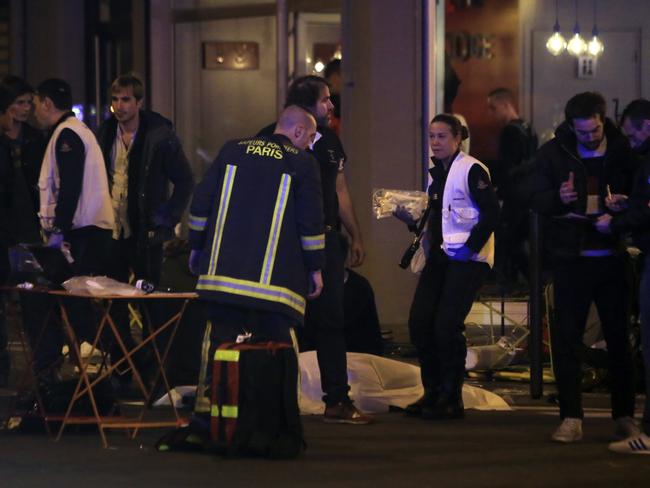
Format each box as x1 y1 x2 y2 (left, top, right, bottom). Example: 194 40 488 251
285 75 329 110
324 58 341 80
110 73 145 101
564 92 606 125
2 75 34 98
0 83 15 113
621 99 650 129
488 87 514 105
36 78 72 111
431 113 469 140
443 56 460 113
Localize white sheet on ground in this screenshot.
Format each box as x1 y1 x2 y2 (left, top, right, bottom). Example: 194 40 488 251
299 351 510 414
154 351 510 414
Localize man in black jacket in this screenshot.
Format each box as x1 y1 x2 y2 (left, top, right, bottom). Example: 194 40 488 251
0 77 46 386
596 99 650 454
189 106 324 343
96 74 193 383
531 92 639 443
257 76 371 424
1 76 46 237
0 83 17 386
488 88 538 288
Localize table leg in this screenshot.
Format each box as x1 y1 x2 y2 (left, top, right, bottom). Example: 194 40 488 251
130 299 188 437
55 297 109 448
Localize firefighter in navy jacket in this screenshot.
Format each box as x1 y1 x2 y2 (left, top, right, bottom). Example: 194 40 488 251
188 106 325 342
395 114 499 420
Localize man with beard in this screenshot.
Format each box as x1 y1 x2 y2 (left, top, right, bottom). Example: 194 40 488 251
596 99 650 454
530 92 639 443
257 76 370 424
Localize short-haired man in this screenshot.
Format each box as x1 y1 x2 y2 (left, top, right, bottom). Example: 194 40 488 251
0 83 17 386
258 76 371 424
96 74 194 383
596 98 650 454
487 88 538 289
32 78 114 370
2 76 46 234
531 92 638 443
188 104 324 352
0 79 46 386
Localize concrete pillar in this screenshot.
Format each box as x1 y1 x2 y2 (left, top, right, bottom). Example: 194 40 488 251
342 0 438 337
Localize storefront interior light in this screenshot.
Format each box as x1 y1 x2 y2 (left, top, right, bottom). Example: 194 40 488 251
587 31 604 56
546 0 566 56
566 0 586 57
567 30 587 56
587 1 604 57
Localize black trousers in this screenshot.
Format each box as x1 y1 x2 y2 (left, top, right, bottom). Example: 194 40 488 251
494 205 529 286
302 231 349 406
0 245 9 381
551 255 635 420
105 237 163 373
22 226 112 371
409 250 489 401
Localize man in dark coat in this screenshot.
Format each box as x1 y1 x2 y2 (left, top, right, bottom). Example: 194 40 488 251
597 99 650 454
96 74 194 383
530 92 639 444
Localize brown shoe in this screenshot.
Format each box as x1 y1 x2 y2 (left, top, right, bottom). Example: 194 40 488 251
323 401 373 425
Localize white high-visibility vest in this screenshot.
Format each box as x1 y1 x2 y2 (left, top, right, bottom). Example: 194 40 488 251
441 151 495 267
39 116 114 232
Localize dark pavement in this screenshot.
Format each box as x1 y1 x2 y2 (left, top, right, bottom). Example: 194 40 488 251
1 298 649 487
1 388 649 488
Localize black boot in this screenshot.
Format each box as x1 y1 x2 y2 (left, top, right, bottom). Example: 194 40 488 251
421 396 464 420
421 380 464 420
404 390 437 417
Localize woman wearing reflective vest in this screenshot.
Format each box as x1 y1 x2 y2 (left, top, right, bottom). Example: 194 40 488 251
395 114 499 420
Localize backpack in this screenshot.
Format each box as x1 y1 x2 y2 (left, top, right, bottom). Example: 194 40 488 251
210 341 305 459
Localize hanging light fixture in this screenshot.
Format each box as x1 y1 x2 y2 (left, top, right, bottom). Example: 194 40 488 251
587 0 604 57
546 0 567 56
567 0 587 56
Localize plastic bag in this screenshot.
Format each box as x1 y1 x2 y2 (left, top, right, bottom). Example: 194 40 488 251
372 189 428 220
62 276 145 297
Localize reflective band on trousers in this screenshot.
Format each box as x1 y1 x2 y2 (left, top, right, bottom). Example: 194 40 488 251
211 404 239 418
215 349 240 362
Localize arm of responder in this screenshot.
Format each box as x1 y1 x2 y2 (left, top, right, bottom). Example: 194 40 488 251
294 153 326 273
53 128 85 233
295 153 325 299
187 149 226 275
464 164 500 253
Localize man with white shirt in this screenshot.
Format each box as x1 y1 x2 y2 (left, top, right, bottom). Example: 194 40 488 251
96 74 193 386
530 92 638 444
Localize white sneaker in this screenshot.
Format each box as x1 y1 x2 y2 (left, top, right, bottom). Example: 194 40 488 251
551 418 583 443
613 416 642 440
609 434 650 455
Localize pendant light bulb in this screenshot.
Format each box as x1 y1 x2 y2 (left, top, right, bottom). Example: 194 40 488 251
567 23 587 56
546 21 567 56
